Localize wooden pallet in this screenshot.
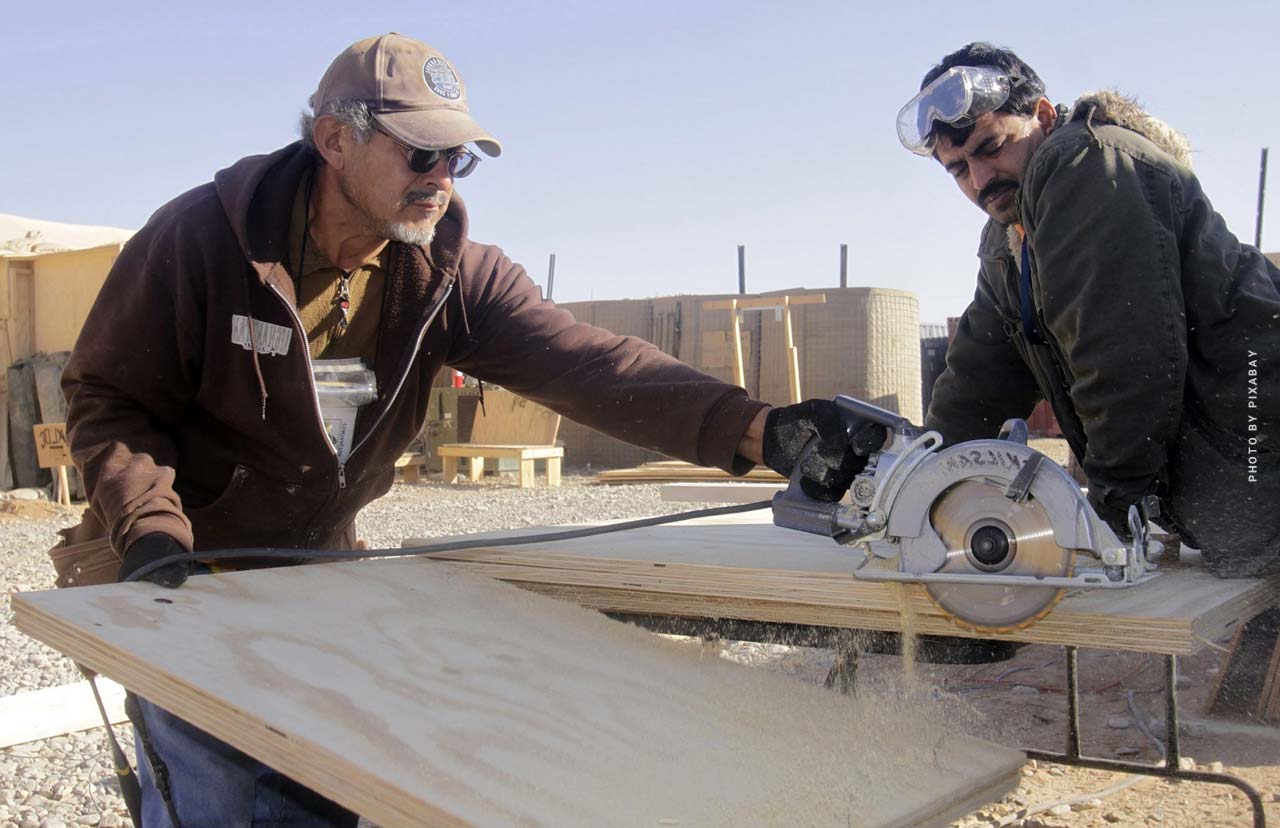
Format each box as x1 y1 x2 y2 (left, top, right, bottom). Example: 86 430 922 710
13 559 1023 828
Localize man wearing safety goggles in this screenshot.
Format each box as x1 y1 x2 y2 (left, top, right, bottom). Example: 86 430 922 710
902 42 1279 580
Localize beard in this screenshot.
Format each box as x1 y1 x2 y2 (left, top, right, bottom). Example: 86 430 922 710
382 219 436 247
339 172 447 248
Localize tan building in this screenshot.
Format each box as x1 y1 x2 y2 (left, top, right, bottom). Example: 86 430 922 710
0 213 133 367
558 287 922 469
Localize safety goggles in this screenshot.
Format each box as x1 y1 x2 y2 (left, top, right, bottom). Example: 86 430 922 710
375 126 480 178
897 66 1017 155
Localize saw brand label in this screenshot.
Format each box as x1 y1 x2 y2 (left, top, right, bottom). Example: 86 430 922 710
943 449 1025 474
230 315 292 356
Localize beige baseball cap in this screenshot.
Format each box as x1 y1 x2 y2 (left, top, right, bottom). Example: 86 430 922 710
311 33 501 157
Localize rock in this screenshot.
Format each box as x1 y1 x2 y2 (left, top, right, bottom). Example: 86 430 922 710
1107 715 1133 729
1076 799 1103 811
99 815 121 828
1047 804 1072 815
1011 685 1040 697
1209 761 1224 773
1047 766 1065 776
1104 811 1128 822
1178 756 1197 770
74 817 99 826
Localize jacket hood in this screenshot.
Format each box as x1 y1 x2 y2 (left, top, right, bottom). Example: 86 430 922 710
210 142 471 282
1066 90 1193 168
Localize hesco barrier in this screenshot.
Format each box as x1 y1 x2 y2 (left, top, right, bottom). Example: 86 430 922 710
550 287 922 471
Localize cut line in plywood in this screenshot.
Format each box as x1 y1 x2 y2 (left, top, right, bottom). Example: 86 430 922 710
13 559 1023 828
409 512 1279 656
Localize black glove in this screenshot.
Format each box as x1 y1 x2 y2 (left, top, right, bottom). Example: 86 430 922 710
762 399 888 502
118 533 191 588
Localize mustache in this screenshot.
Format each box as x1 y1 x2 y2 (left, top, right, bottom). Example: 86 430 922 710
402 190 448 209
978 180 1018 207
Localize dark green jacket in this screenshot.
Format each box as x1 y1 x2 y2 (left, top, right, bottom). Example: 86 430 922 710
926 92 1280 517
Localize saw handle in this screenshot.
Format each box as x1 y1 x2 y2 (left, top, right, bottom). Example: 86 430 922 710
770 395 909 540
833 395 914 433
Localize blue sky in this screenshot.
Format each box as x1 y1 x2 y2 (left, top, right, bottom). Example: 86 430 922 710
3 0 1277 323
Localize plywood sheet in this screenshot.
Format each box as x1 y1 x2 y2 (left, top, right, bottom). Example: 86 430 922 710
411 512 1278 656
12 560 1022 828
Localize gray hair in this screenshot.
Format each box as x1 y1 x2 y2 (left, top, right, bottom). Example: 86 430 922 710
298 99 377 151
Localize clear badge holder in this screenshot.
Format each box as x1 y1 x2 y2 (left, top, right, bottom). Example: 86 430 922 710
312 358 378 462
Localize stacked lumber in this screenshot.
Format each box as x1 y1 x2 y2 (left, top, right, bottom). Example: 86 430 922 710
594 460 785 484
14 556 1023 828
410 512 1280 656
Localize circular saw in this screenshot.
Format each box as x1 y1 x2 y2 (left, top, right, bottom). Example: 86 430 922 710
771 396 1161 633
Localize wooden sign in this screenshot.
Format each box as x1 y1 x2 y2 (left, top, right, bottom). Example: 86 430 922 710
33 423 72 469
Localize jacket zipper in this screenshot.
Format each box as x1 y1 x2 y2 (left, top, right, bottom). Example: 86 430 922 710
265 279 455 490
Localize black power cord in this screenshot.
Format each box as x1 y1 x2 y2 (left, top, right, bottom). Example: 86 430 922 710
124 500 775 583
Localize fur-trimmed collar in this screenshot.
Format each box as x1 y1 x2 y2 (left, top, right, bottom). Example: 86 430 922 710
1004 92 1193 258
1067 90 1193 167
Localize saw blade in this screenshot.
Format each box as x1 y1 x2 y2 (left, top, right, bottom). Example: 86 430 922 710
923 479 1073 633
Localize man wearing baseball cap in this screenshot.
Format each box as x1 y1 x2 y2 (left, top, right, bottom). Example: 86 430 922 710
57 33 879 826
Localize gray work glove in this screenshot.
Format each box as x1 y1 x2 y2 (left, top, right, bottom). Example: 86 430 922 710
762 399 887 502
118 533 190 588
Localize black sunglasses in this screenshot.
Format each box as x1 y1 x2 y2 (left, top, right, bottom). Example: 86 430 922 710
374 126 480 178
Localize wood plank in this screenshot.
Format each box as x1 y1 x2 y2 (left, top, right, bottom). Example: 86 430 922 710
469 389 559 445
437 445 564 459
0 389 12 489
7 359 48 488
0 678 126 748
13 560 1022 828
595 461 784 485
702 295 827 311
407 513 1279 656
660 482 785 503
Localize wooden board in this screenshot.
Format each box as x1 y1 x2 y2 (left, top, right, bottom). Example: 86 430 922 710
409 512 1279 656
7 359 48 488
595 461 785 484
660 482 786 503
0 389 12 489
0 678 126 748
13 560 1022 828
33 422 71 468
469 389 559 445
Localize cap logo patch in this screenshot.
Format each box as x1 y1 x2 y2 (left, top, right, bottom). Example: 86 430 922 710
423 57 461 100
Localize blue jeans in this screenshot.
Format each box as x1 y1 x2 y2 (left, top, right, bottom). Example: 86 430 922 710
132 697 359 828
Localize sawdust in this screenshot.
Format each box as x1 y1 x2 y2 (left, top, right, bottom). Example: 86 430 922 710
891 582 919 683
